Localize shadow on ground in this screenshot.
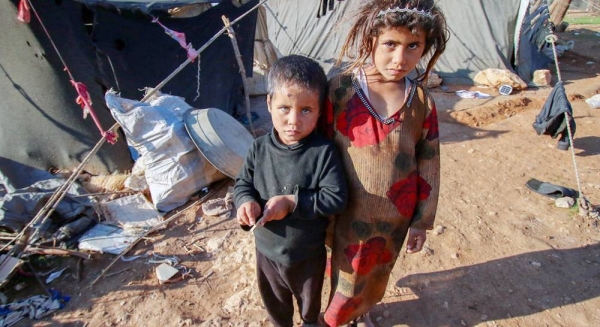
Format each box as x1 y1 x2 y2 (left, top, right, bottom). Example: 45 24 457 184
379 243 600 326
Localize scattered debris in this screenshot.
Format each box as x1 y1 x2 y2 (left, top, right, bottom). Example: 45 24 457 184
155 263 181 284
585 94 600 109
45 268 67 284
201 186 234 218
555 196 575 208
455 90 492 99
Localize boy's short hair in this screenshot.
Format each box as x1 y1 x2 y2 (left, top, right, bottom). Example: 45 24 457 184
267 55 328 109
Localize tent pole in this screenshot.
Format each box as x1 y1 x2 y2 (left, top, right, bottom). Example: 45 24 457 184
222 15 257 138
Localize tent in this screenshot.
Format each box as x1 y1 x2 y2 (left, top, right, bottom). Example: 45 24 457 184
0 0 258 188
264 0 554 85
1 0 556 187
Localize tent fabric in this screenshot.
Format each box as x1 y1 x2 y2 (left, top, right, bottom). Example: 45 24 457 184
72 0 216 14
266 0 548 85
1 0 133 177
265 0 353 75
1 0 258 184
516 4 554 83
91 0 258 117
0 172 95 233
435 0 524 84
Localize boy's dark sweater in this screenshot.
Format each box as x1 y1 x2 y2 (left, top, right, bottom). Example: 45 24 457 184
234 130 347 265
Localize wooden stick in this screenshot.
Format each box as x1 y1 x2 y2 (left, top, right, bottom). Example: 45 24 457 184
89 180 229 287
1 244 93 260
222 15 257 138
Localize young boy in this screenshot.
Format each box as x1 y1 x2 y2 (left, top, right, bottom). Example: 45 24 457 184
234 55 348 327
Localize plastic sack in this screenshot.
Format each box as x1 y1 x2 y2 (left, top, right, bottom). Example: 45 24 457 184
585 94 600 109
105 91 225 212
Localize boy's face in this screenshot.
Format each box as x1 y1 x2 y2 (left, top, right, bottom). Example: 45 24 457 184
267 83 320 145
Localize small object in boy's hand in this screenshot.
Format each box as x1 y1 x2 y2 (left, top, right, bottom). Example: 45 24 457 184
250 215 264 232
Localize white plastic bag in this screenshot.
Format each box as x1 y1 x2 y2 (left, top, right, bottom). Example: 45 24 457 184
105 91 225 212
585 94 600 109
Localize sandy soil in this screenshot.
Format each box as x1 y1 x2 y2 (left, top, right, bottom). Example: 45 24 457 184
4 19 600 327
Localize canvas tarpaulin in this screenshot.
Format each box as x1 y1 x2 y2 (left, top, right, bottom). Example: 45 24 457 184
1 0 133 181
436 0 525 84
91 0 258 118
265 0 544 85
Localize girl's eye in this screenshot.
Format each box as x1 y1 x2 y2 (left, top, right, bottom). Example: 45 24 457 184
384 42 396 49
408 43 420 50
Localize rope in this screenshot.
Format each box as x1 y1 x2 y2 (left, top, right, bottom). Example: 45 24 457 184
545 34 599 220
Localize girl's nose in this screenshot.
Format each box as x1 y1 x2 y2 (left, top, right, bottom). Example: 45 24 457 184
392 48 406 65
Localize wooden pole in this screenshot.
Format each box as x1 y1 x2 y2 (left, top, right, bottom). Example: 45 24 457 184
222 15 257 138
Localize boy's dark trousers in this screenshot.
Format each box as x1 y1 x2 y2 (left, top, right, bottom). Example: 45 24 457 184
256 248 326 327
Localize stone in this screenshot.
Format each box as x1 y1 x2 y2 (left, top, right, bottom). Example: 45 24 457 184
555 196 575 208
533 70 552 86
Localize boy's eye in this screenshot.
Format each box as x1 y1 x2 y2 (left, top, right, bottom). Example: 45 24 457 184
383 42 396 49
279 107 290 113
301 108 312 114
408 43 420 50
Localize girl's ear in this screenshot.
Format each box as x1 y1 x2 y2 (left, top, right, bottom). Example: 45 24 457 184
266 94 272 112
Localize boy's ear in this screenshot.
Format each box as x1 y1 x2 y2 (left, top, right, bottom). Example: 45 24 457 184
266 94 272 112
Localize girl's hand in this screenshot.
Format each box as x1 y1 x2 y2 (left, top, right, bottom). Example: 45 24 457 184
406 228 427 254
261 195 296 224
236 201 261 226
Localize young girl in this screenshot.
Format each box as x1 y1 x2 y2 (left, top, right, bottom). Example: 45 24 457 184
320 1 448 326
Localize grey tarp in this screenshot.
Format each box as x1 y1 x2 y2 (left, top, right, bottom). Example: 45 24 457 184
266 0 545 84
435 0 525 84
1 0 257 186
0 168 95 234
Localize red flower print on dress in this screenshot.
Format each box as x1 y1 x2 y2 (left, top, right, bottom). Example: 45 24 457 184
336 94 398 147
344 237 393 275
422 105 439 141
318 99 336 139
387 171 432 217
325 292 362 326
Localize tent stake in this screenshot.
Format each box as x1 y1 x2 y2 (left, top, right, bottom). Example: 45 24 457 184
222 15 257 138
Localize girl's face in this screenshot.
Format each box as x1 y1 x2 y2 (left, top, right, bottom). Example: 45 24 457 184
267 83 320 145
371 26 426 82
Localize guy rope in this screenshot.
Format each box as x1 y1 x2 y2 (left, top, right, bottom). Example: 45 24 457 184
545 33 599 220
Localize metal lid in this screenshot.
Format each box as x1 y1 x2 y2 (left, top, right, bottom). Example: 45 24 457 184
184 108 254 179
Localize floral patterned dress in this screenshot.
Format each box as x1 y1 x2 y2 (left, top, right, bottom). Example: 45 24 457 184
321 74 440 326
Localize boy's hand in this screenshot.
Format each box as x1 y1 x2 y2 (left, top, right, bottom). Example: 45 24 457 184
261 195 296 224
406 228 427 254
236 201 261 226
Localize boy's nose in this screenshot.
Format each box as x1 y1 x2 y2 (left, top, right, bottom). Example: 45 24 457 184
288 112 300 125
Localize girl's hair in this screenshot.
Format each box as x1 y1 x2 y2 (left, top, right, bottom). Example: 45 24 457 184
338 0 449 83
268 55 329 108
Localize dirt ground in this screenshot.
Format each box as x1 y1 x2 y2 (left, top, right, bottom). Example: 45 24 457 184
5 16 600 327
